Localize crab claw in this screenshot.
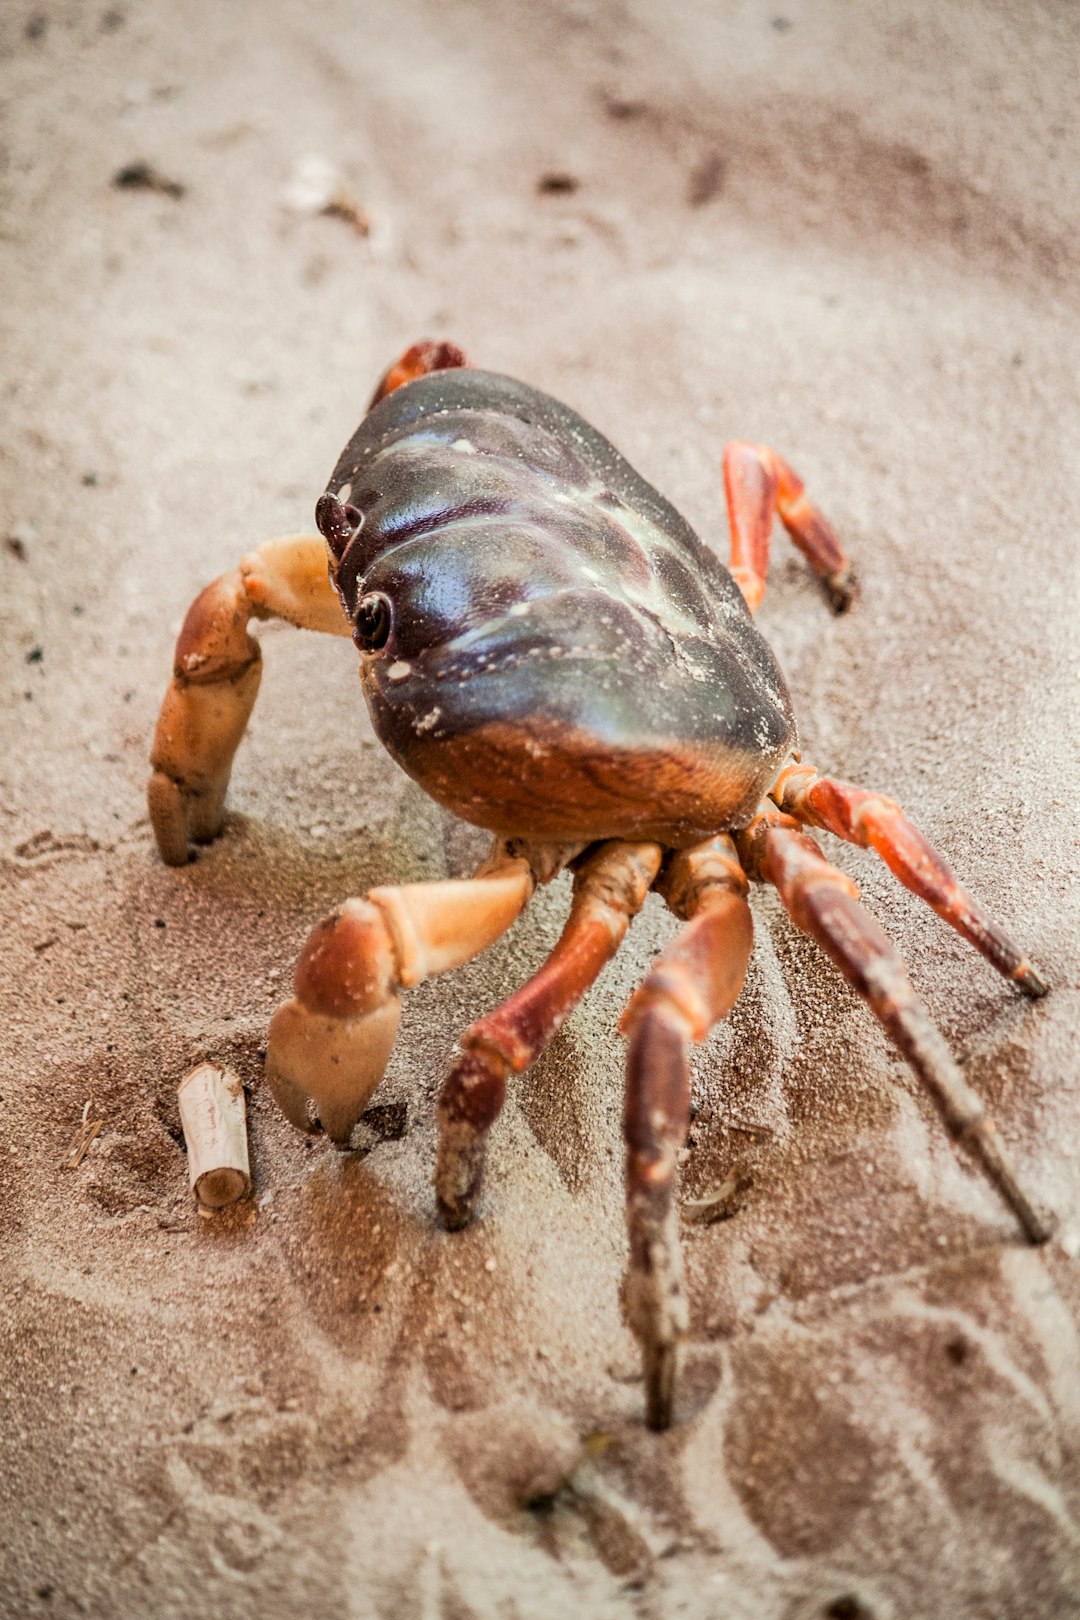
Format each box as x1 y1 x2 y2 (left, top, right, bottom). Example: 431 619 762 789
266 900 402 1145
266 994 401 1144
266 855 536 1146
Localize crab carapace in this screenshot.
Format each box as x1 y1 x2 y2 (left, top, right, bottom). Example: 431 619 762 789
149 340 1052 1429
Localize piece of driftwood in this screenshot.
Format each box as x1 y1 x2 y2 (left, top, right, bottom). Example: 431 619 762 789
177 1062 251 1208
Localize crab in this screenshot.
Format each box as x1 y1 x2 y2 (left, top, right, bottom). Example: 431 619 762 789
149 340 1053 1429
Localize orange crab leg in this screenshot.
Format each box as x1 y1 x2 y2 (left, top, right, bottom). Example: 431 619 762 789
771 764 1048 997
619 835 754 1429
723 441 853 614
367 339 469 409
435 841 662 1229
737 810 1054 1244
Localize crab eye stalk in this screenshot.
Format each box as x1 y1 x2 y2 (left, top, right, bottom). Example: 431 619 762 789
353 591 392 652
315 493 364 561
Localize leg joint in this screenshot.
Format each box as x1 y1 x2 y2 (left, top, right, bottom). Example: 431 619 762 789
293 899 398 1018
657 833 747 920
173 570 259 684
572 840 662 923
438 1047 509 1133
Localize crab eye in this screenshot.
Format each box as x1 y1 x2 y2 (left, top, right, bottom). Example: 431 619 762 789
354 591 392 652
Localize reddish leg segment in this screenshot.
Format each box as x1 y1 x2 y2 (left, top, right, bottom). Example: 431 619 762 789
723 441 854 614
737 811 1054 1244
771 764 1048 998
435 841 663 1229
619 836 754 1429
367 340 469 409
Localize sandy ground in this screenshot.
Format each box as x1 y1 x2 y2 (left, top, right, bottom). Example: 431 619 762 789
2 2 1079 1616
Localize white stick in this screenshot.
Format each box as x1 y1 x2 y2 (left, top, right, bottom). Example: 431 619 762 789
177 1062 252 1208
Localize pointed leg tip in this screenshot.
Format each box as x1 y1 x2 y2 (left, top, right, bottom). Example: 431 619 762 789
825 566 857 614
1022 1204 1057 1246
434 1114 489 1231
1015 961 1050 999
434 1152 482 1231
437 1196 474 1232
643 1343 679 1432
969 1124 1056 1245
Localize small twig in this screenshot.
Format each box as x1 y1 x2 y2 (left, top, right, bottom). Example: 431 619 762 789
62 1101 103 1169
725 1119 775 1140
321 196 370 236
682 1165 754 1224
112 161 186 200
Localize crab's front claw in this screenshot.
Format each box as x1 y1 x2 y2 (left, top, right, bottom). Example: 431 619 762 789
266 994 401 1144
264 855 536 1145
266 900 401 1144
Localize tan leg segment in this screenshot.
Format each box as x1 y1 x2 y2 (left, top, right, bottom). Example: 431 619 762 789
435 841 663 1228
619 837 754 1429
738 810 1054 1244
267 845 535 1144
723 441 854 614
148 536 351 865
771 763 1048 997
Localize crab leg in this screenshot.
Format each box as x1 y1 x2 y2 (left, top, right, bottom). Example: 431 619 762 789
148 535 351 866
737 810 1054 1244
770 764 1048 997
618 836 754 1429
723 441 854 614
266 845 535 1144
367 339 469 409
435 840 663 1229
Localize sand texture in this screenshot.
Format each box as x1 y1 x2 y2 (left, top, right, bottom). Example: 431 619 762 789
2 2 1079 1616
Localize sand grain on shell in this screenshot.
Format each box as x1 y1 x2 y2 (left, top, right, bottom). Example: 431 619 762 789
2 2 1079 1617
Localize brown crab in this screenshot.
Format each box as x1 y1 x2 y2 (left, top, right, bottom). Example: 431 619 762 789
149 341 1052 1428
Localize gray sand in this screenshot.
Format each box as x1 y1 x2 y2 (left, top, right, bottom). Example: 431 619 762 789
2 2 1079 1616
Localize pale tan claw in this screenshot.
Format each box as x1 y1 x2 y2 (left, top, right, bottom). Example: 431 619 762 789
267 997 402 1142
148 535 351 865
266 849 536 1144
